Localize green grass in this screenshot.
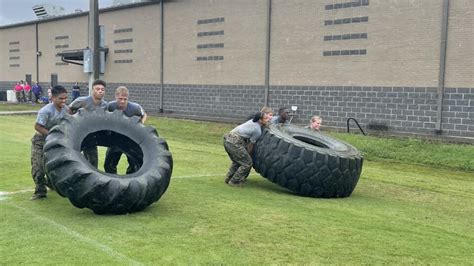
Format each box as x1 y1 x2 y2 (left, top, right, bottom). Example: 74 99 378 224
0 102 44 112
330 132 474 171
0 115 473 264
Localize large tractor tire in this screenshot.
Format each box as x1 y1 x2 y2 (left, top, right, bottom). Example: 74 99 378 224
253 124 363 198
43 109 173 214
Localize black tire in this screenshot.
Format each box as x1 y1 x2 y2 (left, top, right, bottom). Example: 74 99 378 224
43 109 173 214
253 124 363 198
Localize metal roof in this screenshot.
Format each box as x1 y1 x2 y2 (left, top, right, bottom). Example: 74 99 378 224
0 1 163 29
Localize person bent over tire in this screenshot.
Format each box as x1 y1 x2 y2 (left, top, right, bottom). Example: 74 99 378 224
223 133 253 184
223 107 273 186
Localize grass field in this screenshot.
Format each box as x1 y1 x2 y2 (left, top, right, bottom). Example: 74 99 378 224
0 113 473 264
0 102 44 112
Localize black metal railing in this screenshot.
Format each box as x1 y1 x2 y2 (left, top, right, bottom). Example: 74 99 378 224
347 117 366 135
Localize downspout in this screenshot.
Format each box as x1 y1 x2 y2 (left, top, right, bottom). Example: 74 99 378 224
35 23 39 83
159 0 164 113
88 0 100 95
264 0 272 107
436 0 450 134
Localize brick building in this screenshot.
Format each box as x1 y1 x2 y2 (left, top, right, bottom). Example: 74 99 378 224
0 0 473 141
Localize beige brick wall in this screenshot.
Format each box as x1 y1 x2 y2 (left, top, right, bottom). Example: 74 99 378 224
100 5 162 84
1 24 36 83
37 16 88 83
270 0 443 87
1 0 473 88
164 0 267 85
444 0 474 88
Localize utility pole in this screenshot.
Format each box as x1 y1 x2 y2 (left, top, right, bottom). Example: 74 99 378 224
88 0 100 95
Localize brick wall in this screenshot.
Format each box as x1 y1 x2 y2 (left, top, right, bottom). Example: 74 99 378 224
1 81 472 141
125 83 474 140
443 88 474 137
161 84 265 120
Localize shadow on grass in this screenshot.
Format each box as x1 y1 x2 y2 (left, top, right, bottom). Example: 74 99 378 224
248 177 295 197
248 176 367 202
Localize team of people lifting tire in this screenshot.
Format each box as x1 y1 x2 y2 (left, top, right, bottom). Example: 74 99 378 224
32 81 363 214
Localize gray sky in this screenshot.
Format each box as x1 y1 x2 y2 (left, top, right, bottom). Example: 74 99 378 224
0 0 113 26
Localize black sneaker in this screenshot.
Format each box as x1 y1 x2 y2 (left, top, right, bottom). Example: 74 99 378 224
225 177 231 184
31 193 47 200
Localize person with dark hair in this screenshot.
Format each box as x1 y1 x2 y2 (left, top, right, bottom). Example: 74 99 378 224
32 81 42 103
270 107 290 124
24 81 32 102
104 86 147 174
30 85 69 200
14 82 22 102
223 107 273 186
19 80 26 102
68 79 108 168
72 82 81 101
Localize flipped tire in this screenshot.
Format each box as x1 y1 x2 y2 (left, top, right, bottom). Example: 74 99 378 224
43 109 173 214
253 124 363 198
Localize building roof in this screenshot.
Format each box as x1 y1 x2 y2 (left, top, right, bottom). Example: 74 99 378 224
0 1 162 29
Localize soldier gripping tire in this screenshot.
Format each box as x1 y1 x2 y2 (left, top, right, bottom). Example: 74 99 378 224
43 109 173 214
253 124 363 198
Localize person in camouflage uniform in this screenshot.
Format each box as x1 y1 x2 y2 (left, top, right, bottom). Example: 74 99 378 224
68 79 108 168
223 107 273 186
31 85 69 200
104 86 147 174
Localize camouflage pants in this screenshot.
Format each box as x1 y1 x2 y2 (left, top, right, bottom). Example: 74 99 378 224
223 133 252 182
82 146 98 168
31 133 47 195
104 147 137 174
15 91 23 102
81 133 99 168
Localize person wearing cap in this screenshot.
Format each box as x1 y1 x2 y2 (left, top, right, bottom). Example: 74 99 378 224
223 107 273 186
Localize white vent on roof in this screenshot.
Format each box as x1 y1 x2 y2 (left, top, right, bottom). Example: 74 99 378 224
32 4 66 19
112 0 150 6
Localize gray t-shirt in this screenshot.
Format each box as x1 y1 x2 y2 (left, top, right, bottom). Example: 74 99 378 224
270 115 289 124
69 96 107 113
107 101 145 118
36 103 69 130
231 119 262 143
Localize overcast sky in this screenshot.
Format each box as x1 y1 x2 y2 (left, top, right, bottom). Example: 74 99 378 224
0 0 113 26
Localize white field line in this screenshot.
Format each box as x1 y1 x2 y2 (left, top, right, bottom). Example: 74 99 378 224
0 173 260 196
0 189 34 196
172 173 222 179
9 203 143 266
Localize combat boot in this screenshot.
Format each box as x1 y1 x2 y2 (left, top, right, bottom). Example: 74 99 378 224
31 193 47 200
